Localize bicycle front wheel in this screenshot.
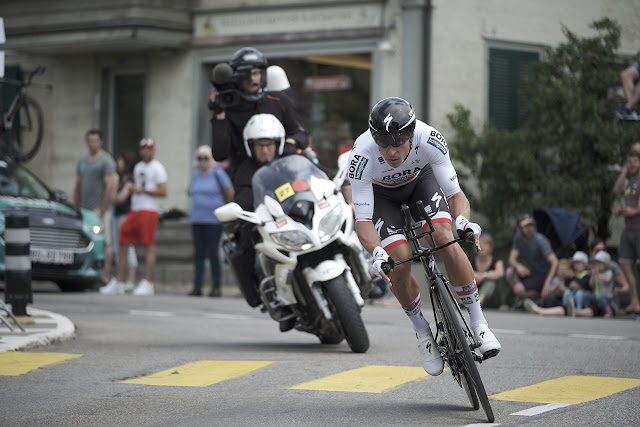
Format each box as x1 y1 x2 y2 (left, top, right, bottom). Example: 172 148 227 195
11 95 44 162
433 276 494 423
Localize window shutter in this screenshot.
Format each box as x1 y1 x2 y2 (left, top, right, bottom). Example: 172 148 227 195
489 48 539 130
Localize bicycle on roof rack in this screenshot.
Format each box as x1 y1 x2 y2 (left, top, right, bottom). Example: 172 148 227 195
382 200 495 423
1 66 51 162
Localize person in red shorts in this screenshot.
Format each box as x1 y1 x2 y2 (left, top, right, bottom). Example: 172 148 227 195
100 137 168 296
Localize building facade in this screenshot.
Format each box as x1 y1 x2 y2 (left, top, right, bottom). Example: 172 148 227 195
1 0 638 214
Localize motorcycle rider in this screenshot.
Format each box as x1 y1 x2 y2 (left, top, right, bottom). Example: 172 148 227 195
225 113 300 332
349 97 501 376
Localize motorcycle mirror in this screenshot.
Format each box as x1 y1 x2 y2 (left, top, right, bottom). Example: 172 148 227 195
214 202 244 222
264 195 285 218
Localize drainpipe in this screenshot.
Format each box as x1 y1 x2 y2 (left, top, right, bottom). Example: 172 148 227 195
423 0 432 122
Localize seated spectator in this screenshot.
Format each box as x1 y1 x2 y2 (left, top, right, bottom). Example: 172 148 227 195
506 214 559 305
470 233 505 308
588 250 616 317
562 251 591 310
589 238 629 309
546 258 573 307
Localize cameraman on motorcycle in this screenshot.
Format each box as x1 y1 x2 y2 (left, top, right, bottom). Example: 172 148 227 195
209 46 308 193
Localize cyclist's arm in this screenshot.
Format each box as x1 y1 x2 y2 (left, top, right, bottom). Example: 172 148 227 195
446 191 471 222
355 220 382 256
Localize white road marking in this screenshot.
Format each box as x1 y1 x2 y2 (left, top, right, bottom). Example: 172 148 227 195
129 310 174 317
491 328 526 335
511 403 570 416
203 313 254 320
568 334 625 340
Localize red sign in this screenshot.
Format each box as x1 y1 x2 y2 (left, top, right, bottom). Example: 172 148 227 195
304 75 352 91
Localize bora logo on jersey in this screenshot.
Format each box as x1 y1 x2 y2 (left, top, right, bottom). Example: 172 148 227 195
349 155 368 180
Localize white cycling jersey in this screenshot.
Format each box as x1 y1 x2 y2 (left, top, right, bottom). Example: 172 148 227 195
348 120 461 222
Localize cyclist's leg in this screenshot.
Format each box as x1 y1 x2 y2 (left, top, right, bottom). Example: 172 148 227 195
371 185 418 307
410 168 500 354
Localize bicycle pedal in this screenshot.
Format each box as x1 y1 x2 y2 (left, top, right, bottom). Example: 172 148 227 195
481 348 500 360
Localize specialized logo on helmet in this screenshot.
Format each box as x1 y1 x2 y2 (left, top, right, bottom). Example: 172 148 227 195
383 113 393 132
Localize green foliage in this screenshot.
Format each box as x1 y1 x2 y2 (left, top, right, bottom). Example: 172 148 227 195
448 18 637 252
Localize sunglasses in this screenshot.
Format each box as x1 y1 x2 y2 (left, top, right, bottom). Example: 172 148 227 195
372 132 411 148
197 156 210 161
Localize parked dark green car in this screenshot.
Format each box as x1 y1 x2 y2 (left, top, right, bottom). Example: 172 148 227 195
0 159 105 291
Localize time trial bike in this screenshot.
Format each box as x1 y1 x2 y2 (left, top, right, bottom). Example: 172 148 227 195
382 201 495 423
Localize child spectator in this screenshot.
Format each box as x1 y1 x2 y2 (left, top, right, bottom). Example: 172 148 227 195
588 251 616 317
562 251 592 310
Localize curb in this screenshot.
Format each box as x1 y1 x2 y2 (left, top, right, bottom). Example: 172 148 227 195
0 307 76 353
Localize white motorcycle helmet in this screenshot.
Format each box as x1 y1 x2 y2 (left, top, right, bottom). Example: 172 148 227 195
242 113 286 158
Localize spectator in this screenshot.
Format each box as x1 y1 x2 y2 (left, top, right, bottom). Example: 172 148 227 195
506 213 559 305
588 238 629 308
612 150 640 314
615 51 640 121
589 250 616 317
547 258 574 306
109 151 139 291
99 137 167 296
74 129 117 284
470 233 505 308
562 251 591 310
189 145 233 297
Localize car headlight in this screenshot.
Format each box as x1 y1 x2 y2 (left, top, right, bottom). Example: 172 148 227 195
91 224 104 235
318 206 342 242
270 230 313 251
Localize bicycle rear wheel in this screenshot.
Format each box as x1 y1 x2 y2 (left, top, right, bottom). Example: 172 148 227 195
433 276 494 423
11 95 44 162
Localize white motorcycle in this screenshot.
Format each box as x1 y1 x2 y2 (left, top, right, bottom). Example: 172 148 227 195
215 153 372 353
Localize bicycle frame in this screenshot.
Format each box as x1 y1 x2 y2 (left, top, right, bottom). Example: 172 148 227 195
389 201 495 423
391 202 482 356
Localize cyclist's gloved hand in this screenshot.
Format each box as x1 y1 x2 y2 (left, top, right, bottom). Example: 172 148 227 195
455 215 482 247
370 246 393 279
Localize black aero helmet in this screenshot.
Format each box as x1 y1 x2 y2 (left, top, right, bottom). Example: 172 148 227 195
229 47 268 89
368 97 416 147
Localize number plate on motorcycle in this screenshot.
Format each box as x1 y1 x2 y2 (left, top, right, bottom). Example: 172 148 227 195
275 182 295 202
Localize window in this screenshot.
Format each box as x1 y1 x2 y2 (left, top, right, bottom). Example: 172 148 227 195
488 48 539 130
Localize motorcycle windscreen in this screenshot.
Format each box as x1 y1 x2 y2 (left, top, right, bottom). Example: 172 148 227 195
252 155 329 214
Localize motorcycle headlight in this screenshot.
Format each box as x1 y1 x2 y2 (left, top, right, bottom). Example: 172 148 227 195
318 205 342 242
271 230 313 251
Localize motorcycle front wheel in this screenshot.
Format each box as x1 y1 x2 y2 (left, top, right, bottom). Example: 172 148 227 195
322 274 370 353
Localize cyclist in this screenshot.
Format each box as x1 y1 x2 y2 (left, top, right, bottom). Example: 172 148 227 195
348 97 501 375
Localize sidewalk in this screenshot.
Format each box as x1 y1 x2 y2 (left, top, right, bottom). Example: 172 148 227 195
0 306 75 353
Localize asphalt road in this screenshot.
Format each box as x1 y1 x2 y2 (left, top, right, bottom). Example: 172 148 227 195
1 284 640 427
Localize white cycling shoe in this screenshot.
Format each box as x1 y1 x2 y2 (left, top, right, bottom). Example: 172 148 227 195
416 330 444 376
473 324 501 359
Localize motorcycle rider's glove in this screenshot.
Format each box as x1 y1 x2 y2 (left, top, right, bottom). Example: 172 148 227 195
370 246 391 278
455 215 481 242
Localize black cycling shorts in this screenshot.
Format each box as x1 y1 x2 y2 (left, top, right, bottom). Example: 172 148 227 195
372 165 452 251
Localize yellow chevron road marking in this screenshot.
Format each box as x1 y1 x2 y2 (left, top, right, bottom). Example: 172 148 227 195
0 352 82 376
290 365 430 393
490 375 640 404
120 360 275 387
